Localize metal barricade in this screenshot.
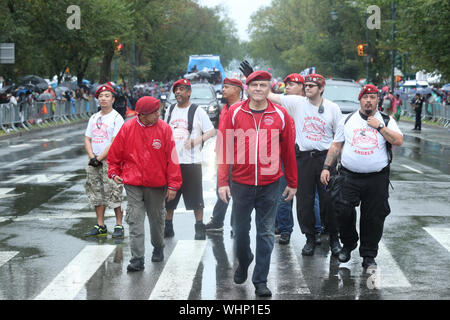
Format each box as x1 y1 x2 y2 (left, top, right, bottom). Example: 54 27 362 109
0 96 99 134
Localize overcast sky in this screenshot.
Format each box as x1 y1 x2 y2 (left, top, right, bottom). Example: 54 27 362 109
196 0 273 41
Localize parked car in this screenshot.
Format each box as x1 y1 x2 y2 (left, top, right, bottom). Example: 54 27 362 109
161 83 222 127
323 79 363 114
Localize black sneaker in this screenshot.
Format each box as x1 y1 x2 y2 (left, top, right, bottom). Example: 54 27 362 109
234 253 254 284
127 258 145 272
315 232 322 245
164 220 174 238
84 224 107 237
112 225 124 238
329 234 342 257
301 234 316 256
255 283 272 297
204 219 224 232
279 233 290 245
151 247 164 262
362 257 377 269
195 222 206 240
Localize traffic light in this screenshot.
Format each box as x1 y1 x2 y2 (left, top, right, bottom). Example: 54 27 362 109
395 54 402 69
395 75 403 82
114 39 123 53
357 44 365 56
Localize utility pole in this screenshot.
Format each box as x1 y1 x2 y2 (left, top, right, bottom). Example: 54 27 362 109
365 12 370 83
390 1 396 91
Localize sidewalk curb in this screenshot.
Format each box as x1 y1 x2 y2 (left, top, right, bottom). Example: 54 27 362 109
0 119 88 141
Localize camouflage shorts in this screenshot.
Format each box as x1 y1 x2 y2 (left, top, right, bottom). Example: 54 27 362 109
85 160 123 209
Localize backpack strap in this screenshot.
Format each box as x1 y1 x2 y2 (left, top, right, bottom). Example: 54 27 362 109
166 103 177 125
380 112 392 165
344 110 357 125
187 104 198 135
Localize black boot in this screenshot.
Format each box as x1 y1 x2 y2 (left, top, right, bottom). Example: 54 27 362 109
338 243 357 263
194 221 206 240
329 234 342 257
164 220 174 238
302 234 316 256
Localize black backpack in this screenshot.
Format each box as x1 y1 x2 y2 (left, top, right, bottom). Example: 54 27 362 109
344 111 392 164
166 103 199 135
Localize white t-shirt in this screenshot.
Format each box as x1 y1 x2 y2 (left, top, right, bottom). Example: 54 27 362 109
280 95 342 151
334 111 403 173
164 104 214 164
85 109 124 156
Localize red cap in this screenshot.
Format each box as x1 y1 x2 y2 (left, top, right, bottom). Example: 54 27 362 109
358 84 379 100
172 79 191 93
135 96 161 114
245 70 272 85
304 74 326 87
224 78 244 90
284 73 305 84
95 84 116 98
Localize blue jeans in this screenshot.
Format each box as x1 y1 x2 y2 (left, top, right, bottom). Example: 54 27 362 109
231 179 280 285
275 166 293 235
314 187 321 233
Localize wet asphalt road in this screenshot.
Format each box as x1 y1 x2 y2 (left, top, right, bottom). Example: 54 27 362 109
0 118 449 302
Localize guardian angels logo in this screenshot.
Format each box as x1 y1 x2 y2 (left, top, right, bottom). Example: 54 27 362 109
152 139 162 150
302 116 326 141
351 128 379 155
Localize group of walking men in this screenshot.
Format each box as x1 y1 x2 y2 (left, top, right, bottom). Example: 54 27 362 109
83 62 403 297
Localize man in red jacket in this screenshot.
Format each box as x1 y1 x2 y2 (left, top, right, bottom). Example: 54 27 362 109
217 71 297 297
205 77 243 234
108 96 182 272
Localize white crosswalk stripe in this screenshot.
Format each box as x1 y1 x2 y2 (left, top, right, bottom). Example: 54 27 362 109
269 244 310 295
423 227 450 252
34 245 116 300
339 241 411 289
0 251 19 268
149 240 207 300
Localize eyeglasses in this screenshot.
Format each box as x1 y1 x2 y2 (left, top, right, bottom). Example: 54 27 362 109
305 84 319 89
96 116 102 129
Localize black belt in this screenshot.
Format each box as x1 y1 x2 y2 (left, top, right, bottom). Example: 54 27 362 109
341 166 390 177
296 148 328 158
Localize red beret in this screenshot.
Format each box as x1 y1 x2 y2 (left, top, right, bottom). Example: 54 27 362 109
358 84 379 100
245 70 272 85
284 73 305 84
172 79 191 93
135 96 161 114
95 84 116 98
224 78 244 90
304 74 326 87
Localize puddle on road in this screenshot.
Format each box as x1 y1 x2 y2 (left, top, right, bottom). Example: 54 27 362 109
0 185 65 217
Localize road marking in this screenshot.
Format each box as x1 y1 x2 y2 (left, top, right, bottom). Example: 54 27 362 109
401 164 423 174
0 211 115 223
269 244 310 295
35 245 116 300
371 241 411 288
149 240 207 300
0 188 18 199
42 148 62 154
2 158 31 169
9 144 32 149
2 174 76 184
423 227 450 252
0 251 19 268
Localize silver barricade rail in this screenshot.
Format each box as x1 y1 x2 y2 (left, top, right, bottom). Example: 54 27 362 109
0 96 110 134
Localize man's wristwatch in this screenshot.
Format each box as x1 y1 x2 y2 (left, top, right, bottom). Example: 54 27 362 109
323 164 331 171
377 123 385 132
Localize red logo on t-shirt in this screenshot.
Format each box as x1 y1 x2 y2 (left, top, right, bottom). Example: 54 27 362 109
351 128 379 155
303 117 326 141
264 116 274 126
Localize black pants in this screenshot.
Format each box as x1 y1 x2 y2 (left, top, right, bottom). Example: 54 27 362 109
296 150 338 236
335 167 391 258
414 109 422 130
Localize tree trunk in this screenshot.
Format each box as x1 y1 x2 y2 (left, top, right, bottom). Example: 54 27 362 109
100 45 115 83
